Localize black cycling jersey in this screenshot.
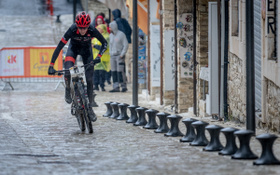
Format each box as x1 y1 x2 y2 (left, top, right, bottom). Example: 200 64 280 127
50 24 107 64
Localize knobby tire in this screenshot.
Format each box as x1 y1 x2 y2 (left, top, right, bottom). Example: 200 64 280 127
71 83 85 132
77 83 93 133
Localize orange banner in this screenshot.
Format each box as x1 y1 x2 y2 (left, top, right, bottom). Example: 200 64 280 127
0 46 62 78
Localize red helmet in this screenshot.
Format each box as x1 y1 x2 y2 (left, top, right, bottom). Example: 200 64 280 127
75 12 91 28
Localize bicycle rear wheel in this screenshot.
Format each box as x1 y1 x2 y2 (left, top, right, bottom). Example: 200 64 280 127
77 83 93 133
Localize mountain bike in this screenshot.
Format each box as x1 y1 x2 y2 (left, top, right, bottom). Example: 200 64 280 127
54 63 95 133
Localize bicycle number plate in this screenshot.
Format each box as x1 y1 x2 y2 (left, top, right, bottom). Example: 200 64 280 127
69 66 84 78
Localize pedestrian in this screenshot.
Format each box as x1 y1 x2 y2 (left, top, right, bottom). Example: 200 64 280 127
48 12 107 121
104 18 112 84
109 21 128 92
112 9 132 43
92 13 110 33
91 12 105 28
92 24 110 91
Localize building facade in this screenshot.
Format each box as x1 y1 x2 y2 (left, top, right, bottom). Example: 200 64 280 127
83 0 280 132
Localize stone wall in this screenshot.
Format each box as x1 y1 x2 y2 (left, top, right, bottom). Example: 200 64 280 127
227 52 246 123
262 78 280 132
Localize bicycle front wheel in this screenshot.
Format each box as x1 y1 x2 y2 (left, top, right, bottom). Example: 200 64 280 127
77 83 93 133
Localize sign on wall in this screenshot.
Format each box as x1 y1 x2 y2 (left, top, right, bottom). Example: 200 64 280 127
177 13 193 78
164 30 175 91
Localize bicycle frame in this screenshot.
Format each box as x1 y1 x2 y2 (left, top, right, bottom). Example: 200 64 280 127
54 63 94 133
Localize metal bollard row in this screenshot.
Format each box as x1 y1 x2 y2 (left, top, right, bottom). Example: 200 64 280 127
189 121 209 146
126 105 139 123
109 102 119 119
164 115 184 137
154 112 170 133
219 127 238 155
144 109 159 129
134 107 148 126
103 101 113 117
116 103 129 120
103 102 280 166
180 118 197 142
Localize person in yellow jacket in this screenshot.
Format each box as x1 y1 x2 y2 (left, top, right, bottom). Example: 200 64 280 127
92 24 110 91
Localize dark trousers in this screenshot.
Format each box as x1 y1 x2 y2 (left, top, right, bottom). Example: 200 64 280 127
93 70 106 88
64 43 94 103
105 70 111 83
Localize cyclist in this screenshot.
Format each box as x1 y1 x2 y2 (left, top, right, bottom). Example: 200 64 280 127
48 12 107 121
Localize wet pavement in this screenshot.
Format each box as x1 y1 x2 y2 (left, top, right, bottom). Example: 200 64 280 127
1 2 280 175
1 84 280 175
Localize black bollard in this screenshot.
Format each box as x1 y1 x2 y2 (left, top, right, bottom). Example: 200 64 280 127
126 105 139 123
219 127 238 155
203 125 224 151
180 118 197 142
116 103 129 120
56 15 61 23
103 101 113 117
134 107 148 126
164 115 184 137
143 109 159 129
190 121 209 146
231 130 258 159
109 102 120 119
253 133 280 165
154 112 170 133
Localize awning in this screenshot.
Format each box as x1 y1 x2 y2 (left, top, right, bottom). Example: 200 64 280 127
126 0 160 35
126 0 147 35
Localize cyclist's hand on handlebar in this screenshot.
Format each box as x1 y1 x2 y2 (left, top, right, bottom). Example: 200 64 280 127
48 65 56 75
93 56 101 64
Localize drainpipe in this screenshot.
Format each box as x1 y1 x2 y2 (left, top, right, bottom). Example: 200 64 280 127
160 0 163 105
148 0 151 95
246 0 255 133
223 0 229 121
193 0 197 116
174 0 178 113
218 0 221 120
132 0 138 106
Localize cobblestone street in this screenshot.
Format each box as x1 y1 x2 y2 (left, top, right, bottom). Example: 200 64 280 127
1 1 280 174
1 84 280 175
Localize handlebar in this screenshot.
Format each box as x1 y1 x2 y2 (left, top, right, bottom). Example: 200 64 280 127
51 62 94 76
